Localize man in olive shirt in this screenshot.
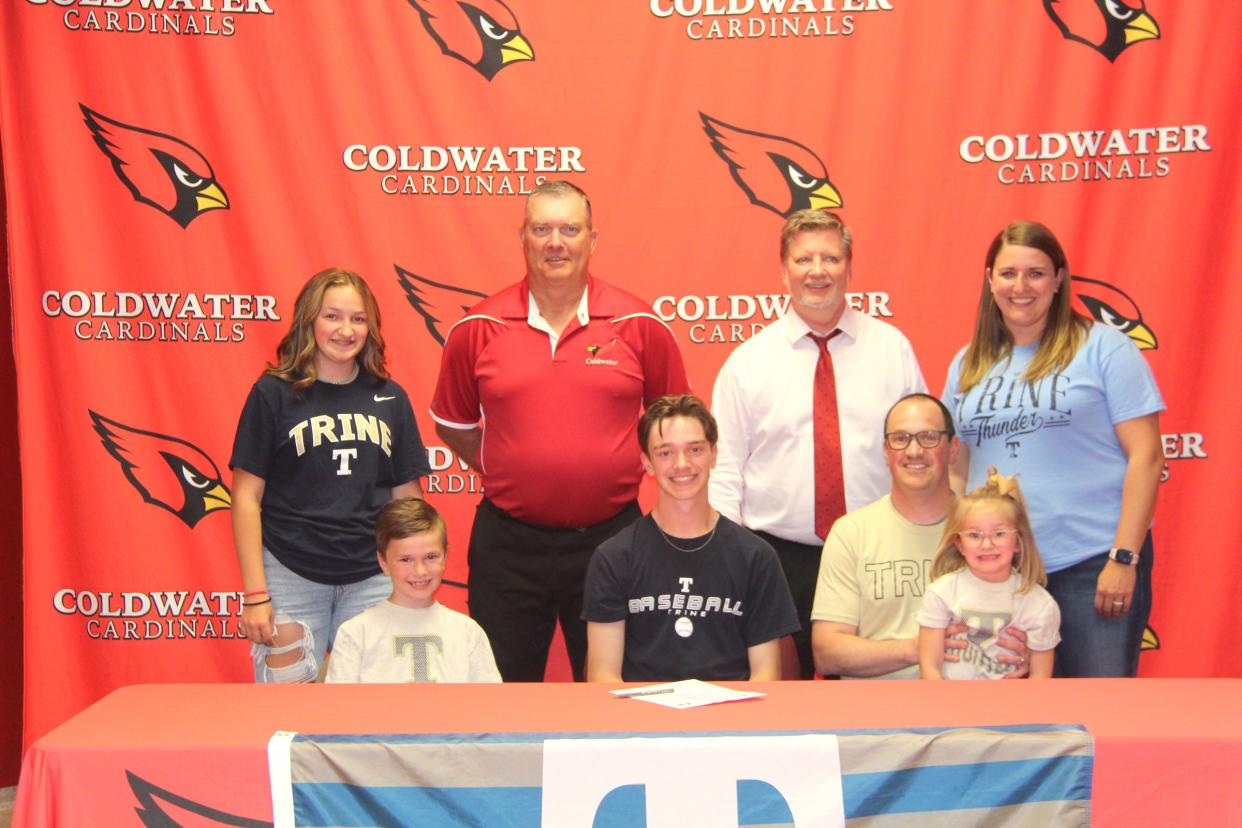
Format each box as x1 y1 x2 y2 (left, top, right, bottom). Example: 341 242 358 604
810 394 1028 678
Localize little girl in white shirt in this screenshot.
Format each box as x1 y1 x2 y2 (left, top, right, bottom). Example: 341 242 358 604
918 468 1060 679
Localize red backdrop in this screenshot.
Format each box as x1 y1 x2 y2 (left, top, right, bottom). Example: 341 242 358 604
1 1 1238 746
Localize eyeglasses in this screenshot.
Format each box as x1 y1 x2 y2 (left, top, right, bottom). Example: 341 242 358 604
884 430 949 451
959 529 1018 546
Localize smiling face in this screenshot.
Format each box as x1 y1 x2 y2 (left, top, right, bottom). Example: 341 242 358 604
642 415 717 504
955 502 1019 583
379 530 447 609
781 228 851 333
987 243 1065 346
883 396 958 496
520 192 597 293
313 285 368 379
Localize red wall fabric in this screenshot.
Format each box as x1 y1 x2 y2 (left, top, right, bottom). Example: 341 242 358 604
1 1 1238 745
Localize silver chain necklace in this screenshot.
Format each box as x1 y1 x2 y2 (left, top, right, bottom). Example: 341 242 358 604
320 363 360 385
653 514 719 553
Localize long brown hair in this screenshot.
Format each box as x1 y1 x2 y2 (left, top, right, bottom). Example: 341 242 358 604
957 221 1091 393
265 268 389 391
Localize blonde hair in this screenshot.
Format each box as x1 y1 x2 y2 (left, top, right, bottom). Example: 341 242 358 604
779 209 851 261
957 221 1092 394
265 268 389 392
931 469 1046 592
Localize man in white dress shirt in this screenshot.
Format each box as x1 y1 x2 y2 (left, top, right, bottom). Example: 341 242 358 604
710 209 926 677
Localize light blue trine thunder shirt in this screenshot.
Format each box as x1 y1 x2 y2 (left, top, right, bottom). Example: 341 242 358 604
943 323 1164 573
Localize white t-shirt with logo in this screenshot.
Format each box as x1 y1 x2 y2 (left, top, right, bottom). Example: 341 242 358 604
918 569 1061 680
326 600 501 684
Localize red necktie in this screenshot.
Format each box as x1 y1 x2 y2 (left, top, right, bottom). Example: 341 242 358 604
811 331 845 540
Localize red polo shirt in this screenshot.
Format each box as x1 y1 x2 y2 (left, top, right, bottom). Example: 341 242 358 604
431 277 689 527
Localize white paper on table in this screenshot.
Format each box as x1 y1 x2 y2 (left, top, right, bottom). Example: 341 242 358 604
610 678 765 709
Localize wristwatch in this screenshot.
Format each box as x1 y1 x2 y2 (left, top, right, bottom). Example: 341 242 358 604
1108 547 1138 565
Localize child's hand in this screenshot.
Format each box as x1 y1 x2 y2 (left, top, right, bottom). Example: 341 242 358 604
942 623 969 662
996 626 1030 678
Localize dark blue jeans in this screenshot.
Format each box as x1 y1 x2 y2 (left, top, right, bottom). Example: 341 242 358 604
1046 534 1153 678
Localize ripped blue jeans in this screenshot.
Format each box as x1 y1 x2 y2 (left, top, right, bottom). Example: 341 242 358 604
252 548 390 683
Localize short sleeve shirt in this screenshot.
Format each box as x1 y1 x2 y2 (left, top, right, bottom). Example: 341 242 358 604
917 569 1061 680
810 495 943 680
943 324 1164 570
582 515 799 682
231 373 431 584
325 601 501 684
430 277 689 527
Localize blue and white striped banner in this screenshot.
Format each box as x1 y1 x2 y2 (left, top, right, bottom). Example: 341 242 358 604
270 724 1091 826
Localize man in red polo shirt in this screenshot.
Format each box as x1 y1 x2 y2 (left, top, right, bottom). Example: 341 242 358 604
431 180 690 681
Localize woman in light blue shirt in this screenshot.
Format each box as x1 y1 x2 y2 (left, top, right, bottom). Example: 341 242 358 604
943 221 1164 677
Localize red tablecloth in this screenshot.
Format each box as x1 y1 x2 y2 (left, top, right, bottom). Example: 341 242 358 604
15 679 1242 826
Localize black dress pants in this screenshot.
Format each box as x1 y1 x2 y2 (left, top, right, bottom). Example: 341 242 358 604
467 498 642 682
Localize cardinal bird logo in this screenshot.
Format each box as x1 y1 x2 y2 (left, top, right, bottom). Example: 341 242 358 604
395 264 488 346
1071 275 1158 350
90 411 232 528
1043 0 1160 62
406 0 534 79
81 104 229 228
701 113 843 218
128 771 271 827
